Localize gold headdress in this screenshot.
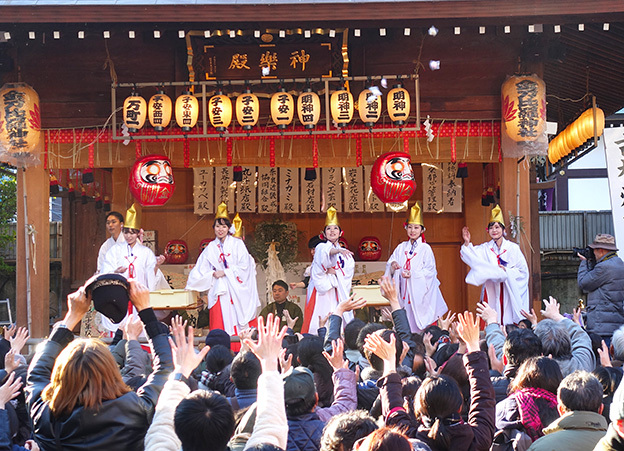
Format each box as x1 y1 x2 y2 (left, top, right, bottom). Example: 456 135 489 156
325 206 340 227
407 202 424 227
233 213 243 238
215 202 230 220
124 203 141 230
489 204 505 226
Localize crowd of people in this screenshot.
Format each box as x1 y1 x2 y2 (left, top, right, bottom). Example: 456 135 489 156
1 199 623 450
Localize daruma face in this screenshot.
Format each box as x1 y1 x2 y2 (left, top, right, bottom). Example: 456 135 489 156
129 154 176 206
357 236 382 261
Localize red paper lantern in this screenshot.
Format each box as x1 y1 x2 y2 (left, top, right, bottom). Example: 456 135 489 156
165 239 189 264
370 151 416 205
129 154 175 206
357 236 382 261
199 238 212 254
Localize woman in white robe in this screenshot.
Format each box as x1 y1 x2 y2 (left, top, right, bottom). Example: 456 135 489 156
460 204 529 325
385 202 448 333
185 204 260 336
302 207 354 334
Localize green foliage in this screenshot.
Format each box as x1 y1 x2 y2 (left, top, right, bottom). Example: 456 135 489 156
247 218 300 270
0 173 17 275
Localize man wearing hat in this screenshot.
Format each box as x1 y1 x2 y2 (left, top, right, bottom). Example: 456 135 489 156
460 205 529 325
384 202 448 333
578 234 624 343
302 207 355 334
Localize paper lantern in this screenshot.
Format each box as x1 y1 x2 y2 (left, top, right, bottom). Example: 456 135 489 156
270 88 294 129
236 88 259 130
297 88 321 129
387 84 410 125
370 151 416 205
357 236 382 261
0 82 41 167
501 75 546 142
175 91 199 132
129 154 175 206
330 89 354 127
148 90 172 131
208 92 232 131
199 238 212 253
123 91 147 132
165 239 189 264
358 89 382 127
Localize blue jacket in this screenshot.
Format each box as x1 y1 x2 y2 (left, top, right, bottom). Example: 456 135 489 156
578 253 624 339
286 412 325 451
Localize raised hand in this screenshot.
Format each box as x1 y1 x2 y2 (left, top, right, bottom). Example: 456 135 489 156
4 349 19 374
520 308 538 327
437 311 457 331
379 276 400 311
169 315 209 378
322 338 347 371
462 226 471 245
0 372 22 406
456 311 480 353
244 313 288 372
363 332 396 376
278 347 293 374
598 340 612 368
282 310 299 330
540 296 564 322
476 302 498 326
488 344 504 374
3 324 15 341
423 331 438 357
10 327 29 354
335 294 367 316
62 286 91 330
123 313 143 341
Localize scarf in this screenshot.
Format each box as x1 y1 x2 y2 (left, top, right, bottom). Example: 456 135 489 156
514 387 558 441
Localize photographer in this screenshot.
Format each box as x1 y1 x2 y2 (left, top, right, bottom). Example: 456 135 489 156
578 234 624 343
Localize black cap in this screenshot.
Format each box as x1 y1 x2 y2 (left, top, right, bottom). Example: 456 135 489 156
86 274 130 324
205 328 231 349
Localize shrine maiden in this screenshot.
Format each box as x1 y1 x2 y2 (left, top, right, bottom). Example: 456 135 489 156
460 204 529 325
302 207 355 334
96 211 126 274
385 202 448 333
185 203 260 335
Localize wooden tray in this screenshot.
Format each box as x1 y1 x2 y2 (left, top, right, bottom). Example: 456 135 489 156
352 285 390 307
150 289 199 310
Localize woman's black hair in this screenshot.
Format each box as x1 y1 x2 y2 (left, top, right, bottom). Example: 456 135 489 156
415 375 463 449
487 221 505 230
213 217 232 228
204 344 234 374
509 356 563 395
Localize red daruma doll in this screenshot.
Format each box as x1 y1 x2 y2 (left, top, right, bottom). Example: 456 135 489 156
129 155 175 206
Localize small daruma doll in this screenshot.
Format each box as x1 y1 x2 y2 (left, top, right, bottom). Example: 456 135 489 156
357 236 382 261
199 238 212 254
129 154 175 206
165 239 188 264
370 151 416 208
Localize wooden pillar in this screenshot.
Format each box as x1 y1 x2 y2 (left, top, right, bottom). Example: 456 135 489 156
500 156 534 303
529 164 542 310
16 165 50 338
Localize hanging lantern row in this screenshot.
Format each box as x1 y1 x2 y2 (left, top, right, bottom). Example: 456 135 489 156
548 107 605 164
122 83 411 133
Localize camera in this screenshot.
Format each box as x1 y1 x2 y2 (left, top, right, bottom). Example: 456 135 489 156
573 246 596 270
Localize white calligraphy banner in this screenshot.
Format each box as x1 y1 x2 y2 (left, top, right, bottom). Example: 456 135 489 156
423 164 443 213
300 168 320 213
442 162 463 213
322 167 342 211
364 165 385 212
603 127 624 255
257 167 278 213
193 167 214 215
236 166 256 213
280 168 299 213
215 166 235 213
343 167 364 212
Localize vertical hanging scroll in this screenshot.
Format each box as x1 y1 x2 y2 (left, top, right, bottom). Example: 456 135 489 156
300 168 320 213
322 167 342 211
364 165 385 212
236 166 256 213
442 162 463 213
257 167 278 213
423 164 442 213
215 166 235 213
193 167 214 215
280 168 299 213
343 167 363 212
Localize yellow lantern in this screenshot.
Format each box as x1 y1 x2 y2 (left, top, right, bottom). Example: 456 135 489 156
123 91 147 133
148 90 172 131
297 88 321 129
578 107 605 141
358 89 382 127
236 88 259 130
0 82 42 167
387 84 410 125
209 91 233 132
501 74 546 142
270 88 294 129
175 90 199 132
330 89 353 127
